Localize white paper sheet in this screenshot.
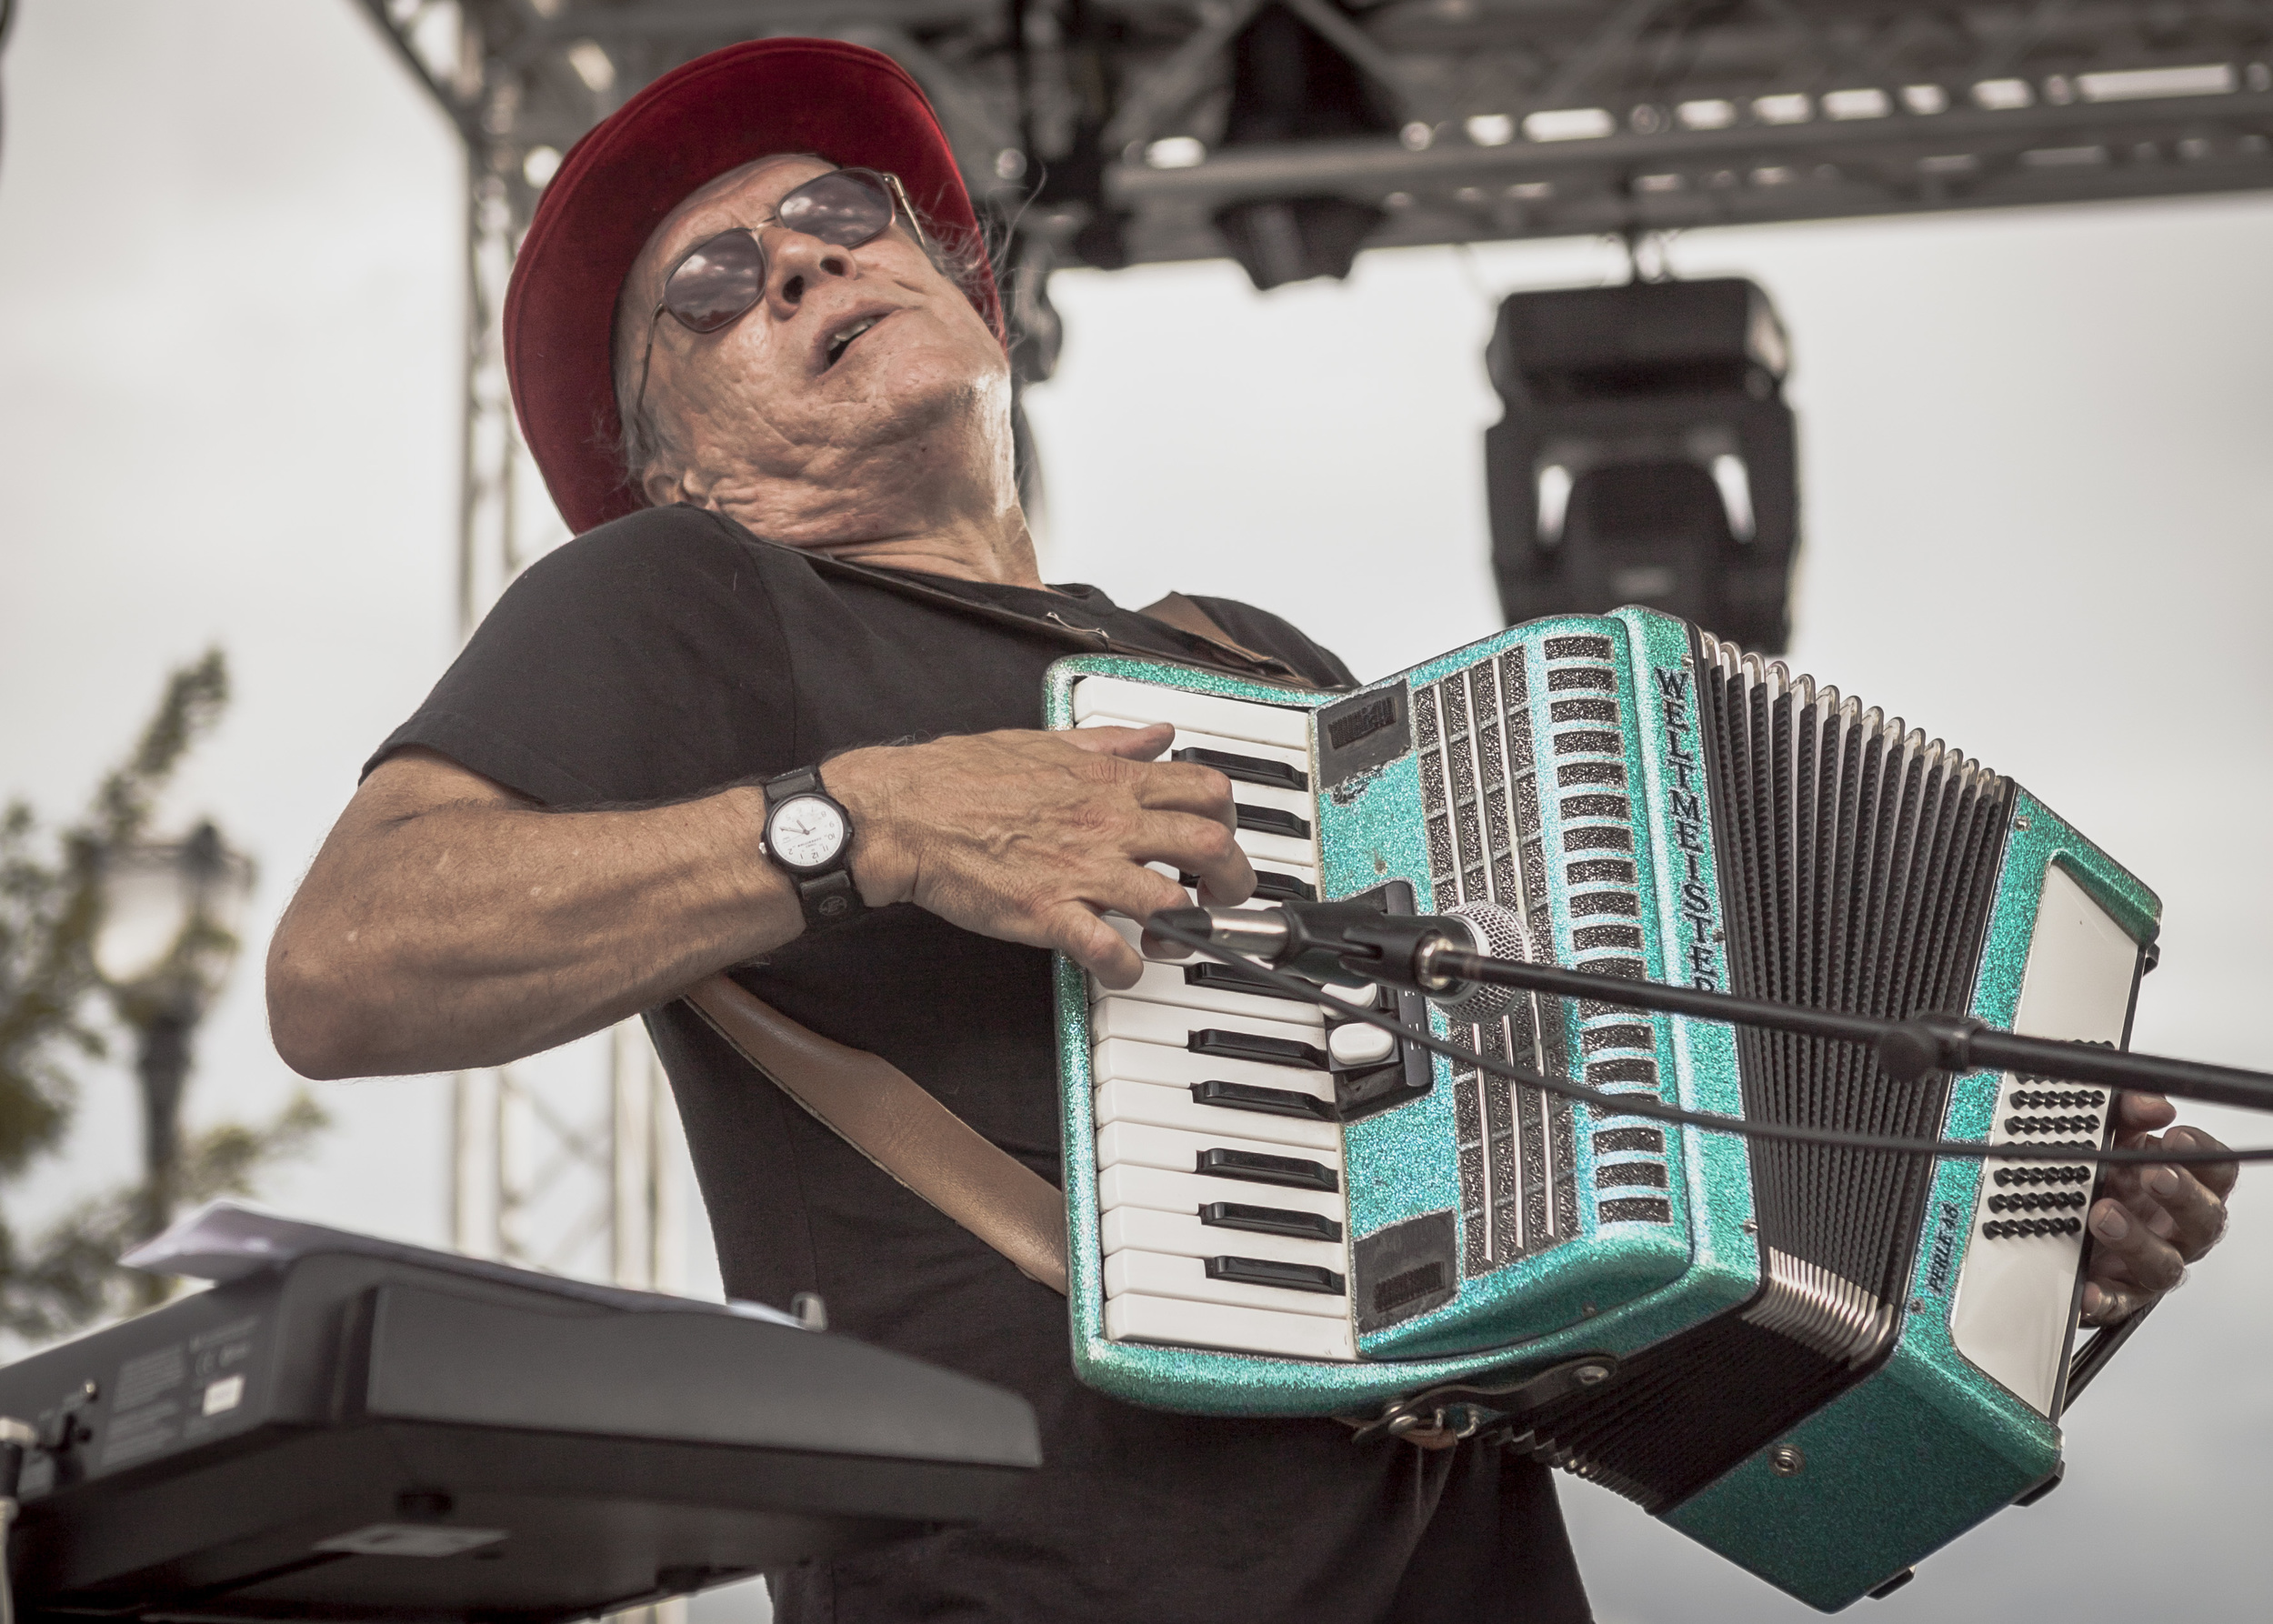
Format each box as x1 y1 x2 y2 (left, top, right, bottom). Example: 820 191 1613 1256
122 1199 802 1327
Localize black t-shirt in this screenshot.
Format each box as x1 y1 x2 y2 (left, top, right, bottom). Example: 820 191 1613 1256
371 505 1590 1624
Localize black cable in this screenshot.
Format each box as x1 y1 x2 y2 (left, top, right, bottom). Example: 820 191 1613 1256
1142 917 2268 1167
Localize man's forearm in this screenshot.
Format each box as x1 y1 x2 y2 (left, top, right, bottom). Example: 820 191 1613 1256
270 725 1255 1082
268 758 798 1078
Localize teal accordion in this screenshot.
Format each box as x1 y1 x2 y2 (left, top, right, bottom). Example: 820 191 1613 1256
1046 606 2156 1611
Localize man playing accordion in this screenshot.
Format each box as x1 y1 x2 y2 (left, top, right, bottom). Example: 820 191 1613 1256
268 38 2234 1623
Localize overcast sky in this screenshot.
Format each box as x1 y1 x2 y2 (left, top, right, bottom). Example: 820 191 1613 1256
3 5 2269 1622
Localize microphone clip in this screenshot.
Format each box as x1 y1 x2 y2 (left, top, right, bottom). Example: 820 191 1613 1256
1148 901 1453 991
1285 903 1448 990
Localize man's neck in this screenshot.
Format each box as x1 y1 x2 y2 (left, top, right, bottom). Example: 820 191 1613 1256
808 519 1048 590
707 496 1050 592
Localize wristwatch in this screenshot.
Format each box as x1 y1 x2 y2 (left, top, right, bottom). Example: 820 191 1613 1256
760 767 866 931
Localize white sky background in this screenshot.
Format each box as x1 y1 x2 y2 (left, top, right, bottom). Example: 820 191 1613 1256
3 4 2270 1621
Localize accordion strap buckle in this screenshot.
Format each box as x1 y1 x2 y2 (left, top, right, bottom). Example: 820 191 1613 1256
1347 1355 1617 1449
1384 1408 1481 1451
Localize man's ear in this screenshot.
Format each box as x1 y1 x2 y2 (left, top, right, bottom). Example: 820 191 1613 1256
641 461 686 507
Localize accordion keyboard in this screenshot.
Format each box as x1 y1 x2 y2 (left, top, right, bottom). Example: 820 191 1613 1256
1071 677 1358 1361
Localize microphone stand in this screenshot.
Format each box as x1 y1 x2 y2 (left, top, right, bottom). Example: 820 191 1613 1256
1412 942 2273 1114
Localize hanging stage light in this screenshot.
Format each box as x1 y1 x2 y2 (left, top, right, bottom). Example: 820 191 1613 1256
1212 4 1398 291
1484 277 1800 652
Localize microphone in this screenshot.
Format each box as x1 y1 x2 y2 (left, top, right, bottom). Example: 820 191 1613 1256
1148 897 1537 1019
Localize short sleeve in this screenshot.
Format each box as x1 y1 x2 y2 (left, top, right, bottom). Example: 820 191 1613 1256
365 506 798 808
1187 596 1359 691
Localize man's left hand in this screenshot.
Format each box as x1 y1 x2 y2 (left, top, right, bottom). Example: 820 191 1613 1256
2080 1092 2238 1325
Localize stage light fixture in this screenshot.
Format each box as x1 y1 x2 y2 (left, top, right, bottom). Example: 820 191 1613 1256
1483 277 1801 652
1212 4 1398 291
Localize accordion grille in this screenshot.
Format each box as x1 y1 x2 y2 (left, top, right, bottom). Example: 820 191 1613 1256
1412 650 1577 1277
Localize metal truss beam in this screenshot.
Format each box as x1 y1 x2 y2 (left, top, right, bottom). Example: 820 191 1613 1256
355 2 2273 274
1116 82 2273 253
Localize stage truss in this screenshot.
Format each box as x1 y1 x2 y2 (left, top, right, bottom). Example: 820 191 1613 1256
362 2 2273 268
347 0 2273 1304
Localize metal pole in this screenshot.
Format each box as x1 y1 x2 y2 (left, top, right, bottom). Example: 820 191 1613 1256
132 1004 195 1306
457 142 483 644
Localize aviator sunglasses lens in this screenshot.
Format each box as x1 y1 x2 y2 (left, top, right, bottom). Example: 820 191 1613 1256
659 173 899 334
774 170 896 246
663 232 767 332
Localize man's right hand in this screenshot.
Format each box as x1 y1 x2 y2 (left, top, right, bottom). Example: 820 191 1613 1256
825 723 1254 989
268 726 1253 1078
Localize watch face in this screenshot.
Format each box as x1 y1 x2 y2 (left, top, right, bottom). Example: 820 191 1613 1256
767 794 847 872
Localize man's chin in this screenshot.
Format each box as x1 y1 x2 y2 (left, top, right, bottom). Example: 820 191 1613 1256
821 342 1006 432
826 323 996 390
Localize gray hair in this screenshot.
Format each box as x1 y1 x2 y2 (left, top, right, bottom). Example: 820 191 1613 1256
610 195 998 497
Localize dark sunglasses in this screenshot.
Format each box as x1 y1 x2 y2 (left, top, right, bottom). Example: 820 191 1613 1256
632 168 928 424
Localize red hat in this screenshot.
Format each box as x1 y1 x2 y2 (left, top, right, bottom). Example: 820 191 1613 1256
505 39 1003 536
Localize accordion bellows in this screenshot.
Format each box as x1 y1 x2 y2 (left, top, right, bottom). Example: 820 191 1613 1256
1528 638 2022 1510
1046 607 2157 1610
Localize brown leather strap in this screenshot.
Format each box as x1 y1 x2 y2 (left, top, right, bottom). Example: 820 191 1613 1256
1136 593 1303 679
727 524 1325 690
684 974 1070 1296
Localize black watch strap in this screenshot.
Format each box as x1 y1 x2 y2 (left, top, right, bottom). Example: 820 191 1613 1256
790 867 863 928
762 767 866 931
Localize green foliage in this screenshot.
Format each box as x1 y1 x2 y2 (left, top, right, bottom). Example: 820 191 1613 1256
0 800 91 1174
0 1094 328 1342
0 650 328 1342
0 651 229 1161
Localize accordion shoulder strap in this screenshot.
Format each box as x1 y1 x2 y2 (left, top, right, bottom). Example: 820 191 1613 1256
723 521 1327 690
682 974 1071 1297
1134 592 1291 676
